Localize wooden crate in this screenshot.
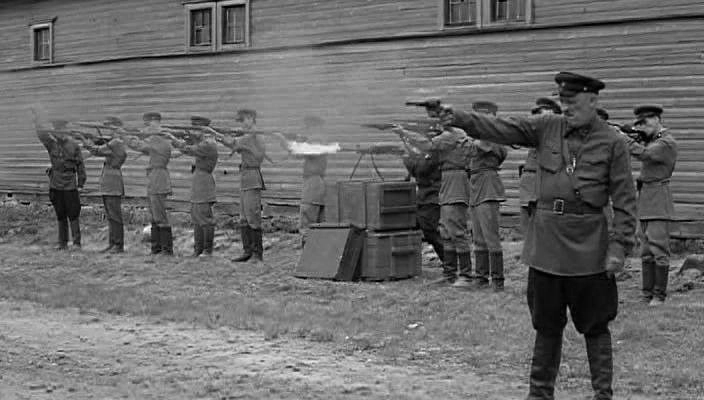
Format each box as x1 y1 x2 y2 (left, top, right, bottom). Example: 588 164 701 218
358 229 422 281
294 223 364 281
324 180 417 231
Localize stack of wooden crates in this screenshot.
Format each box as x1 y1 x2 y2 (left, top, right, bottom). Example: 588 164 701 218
324 180 422 280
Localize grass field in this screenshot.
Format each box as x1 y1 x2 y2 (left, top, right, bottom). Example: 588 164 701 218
1 201 703 399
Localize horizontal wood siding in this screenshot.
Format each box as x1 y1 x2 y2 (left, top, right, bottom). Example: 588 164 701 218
0 18 703 219
0 1 702 71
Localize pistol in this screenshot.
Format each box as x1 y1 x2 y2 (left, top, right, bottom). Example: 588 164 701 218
405 98 442 110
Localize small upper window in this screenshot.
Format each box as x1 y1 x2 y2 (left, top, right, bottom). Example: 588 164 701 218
442 0 531 28
30 20 54 64
222 4 246 45
185 1 249 52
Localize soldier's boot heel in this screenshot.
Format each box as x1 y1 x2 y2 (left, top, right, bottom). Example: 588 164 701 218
650 264 669 306
232 226 252 262
191 225 204 257
69 219 81 249
452 251 474 289
586 333 613 400
471 250 490 289
429 249 457 285
150 224 161 255
490 252 505 292
640 259 655 303
200 226 215 258
55 219 69 250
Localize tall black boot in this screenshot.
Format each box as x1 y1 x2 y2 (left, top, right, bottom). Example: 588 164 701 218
101 221 115 253
640 259 655 303
201 225 215 257
250 228 263 263
56 219 69 250
425 230 445 263
490 251 505 292
160 226 174 256
452 252 474 288
527 332 563 400
586 333 613 400
150 224 161 255
651 264 669 306
429 249 456 285
111 221 124 253
191 225 204 257
69 219 81 248
473 250 490 288
232 226 252 262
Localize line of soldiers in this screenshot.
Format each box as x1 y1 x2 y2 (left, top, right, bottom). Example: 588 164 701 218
415 71 677 400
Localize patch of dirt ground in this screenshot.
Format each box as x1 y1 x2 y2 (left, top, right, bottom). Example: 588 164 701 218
1 300 521 400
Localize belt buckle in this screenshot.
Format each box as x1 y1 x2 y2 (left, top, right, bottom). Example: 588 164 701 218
552 199 565 215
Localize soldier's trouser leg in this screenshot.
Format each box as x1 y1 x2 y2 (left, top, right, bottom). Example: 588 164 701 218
418 203 444 262
149 194 171 255
641 220 670 302
241 189 263 261
191 202 215 257
300 203 324 247
64 190 82 247
438 204 464 283
476 201 504 289
103 195 124 251
441 204 470 282
50 189 69 249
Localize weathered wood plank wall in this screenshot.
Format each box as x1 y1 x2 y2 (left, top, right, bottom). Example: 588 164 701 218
0 1 702 220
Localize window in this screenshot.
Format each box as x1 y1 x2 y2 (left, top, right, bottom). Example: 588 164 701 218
30 20 54 64
442 0 531 28
185 1 249 52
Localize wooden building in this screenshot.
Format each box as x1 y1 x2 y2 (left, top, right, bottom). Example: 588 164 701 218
0 0 702 230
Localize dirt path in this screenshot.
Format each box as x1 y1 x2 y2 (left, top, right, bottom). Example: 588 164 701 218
0 300 530 400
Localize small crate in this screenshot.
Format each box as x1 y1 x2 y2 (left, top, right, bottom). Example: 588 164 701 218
358 229 422 281
294 223 364 281
324 180 417 231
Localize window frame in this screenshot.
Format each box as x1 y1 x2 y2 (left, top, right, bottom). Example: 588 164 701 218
185 2 217 53
217 0 250 50
439 0 532 30
29 20 54 65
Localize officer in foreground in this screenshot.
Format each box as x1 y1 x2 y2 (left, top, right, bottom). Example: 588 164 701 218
36 119 87 250
422 72 637 399
625 104 677 306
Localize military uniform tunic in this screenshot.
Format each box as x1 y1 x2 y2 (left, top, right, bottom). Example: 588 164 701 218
90 138 127 196
452 111 637 276
127 132 173 226
180 138 219 227
468 140 507 254
231 133 266 229
403 153 444 261
37 132 87 222
299 154 328 235
626 131 677 220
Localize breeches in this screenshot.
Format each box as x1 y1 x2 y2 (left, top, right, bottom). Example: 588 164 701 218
527 268 618 337
640 220 670 266
191 202 215 226
148 194 170 227
439 203 470 252
239 189 262 229
50 189 81 221
469 201 502 252
102 195 123 225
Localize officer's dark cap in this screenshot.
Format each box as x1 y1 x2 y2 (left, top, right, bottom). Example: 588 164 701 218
103 116 123 127
50 119 69 130
633 104 663 124
143 112 162 122
303 115 325 128
191 115 211 126
531 97 562 115
472 101 498 114
554 72 605 97
596 107 609 121
235 108 257 122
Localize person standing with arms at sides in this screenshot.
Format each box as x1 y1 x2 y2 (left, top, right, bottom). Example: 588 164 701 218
402 145 445 264
394 123 471 286
85 117 128 253
422 72 637 399
296 115 328 248
461 101 508 291
36 119 87 250
124 112 174 256
170 116 219 258
520 98 562 234
219 109 266 264
625 105 677 306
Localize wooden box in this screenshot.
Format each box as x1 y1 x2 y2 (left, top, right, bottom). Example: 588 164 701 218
324 180 416 231
294 223 363 281
358 229 422 281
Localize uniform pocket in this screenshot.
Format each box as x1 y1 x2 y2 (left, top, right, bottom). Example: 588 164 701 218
538 145 562 173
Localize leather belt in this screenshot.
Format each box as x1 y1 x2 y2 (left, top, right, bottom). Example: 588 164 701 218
536 199 603 215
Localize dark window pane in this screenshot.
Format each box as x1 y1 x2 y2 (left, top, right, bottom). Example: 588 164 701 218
191 8 212 46
490 0 525 22
223 5 246 44
446 0 475 25
33 28 50 61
